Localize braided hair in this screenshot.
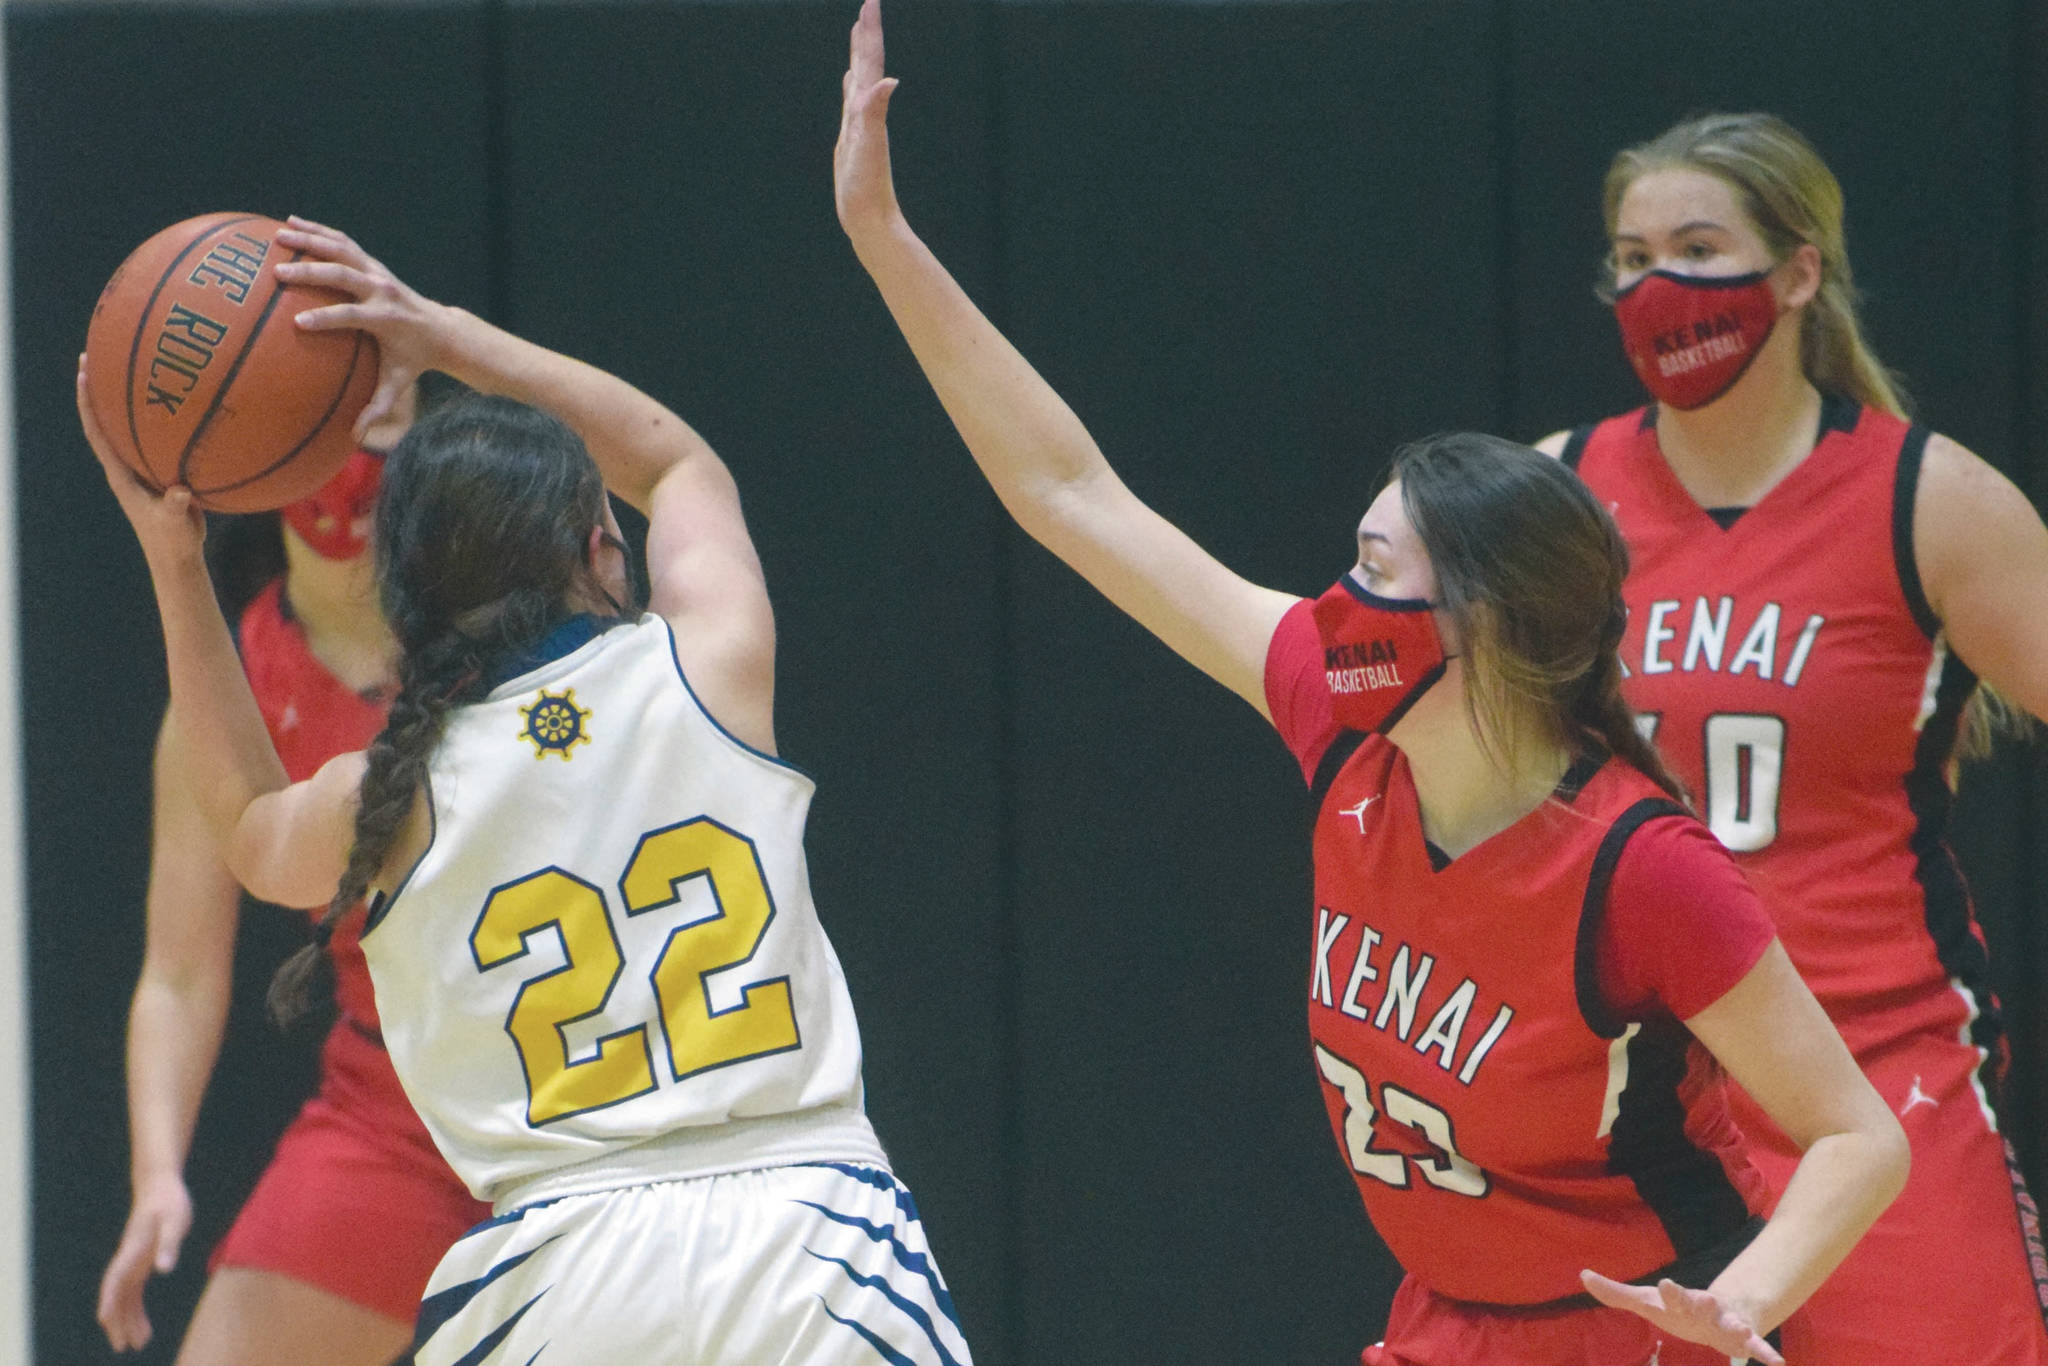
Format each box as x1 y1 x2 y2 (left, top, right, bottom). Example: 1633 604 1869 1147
267 393 614 1026
1388 433 1687 805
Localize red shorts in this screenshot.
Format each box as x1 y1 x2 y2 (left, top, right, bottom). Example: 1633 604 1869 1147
1732 1020 2048 1365
1361 1274 1765 1366
209 1019 491 1322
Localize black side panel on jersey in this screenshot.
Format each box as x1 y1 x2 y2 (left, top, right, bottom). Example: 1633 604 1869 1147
1890 425 1941 640
1559 423 1595 472
1892 418 2005 1071
1572 796 1751 1258
1308 730 1371 821
1572 797 1688 1039
1904 646 2006 1066
1606 1017 1756 1259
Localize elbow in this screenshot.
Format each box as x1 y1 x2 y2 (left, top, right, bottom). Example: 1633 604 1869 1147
1870 1110 1911 1208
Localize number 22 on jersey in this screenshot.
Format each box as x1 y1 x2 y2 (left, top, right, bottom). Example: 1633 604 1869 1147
470 816 802 1126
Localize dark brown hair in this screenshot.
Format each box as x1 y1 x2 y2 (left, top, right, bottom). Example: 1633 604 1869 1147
267 392 613 1025
1388 432 1685 804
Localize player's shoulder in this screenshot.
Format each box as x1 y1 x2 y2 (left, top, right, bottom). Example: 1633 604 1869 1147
1914 429 2021 509
1530 409 1644 471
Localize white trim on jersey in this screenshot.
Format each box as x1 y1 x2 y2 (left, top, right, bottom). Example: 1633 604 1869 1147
1912 635 1950 733
1597 1023 1641 1141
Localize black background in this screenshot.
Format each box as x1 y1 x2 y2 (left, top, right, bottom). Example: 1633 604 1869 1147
12 2 2046 1362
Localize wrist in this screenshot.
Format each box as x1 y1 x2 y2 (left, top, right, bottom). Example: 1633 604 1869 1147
413 299 474 376
1704 1274 1779 1337
848 208 915 262
142 538 209 582
129 1162 184 1197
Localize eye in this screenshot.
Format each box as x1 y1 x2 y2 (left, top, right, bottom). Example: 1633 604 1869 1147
1684 239 1718 261
1615 248 1651 272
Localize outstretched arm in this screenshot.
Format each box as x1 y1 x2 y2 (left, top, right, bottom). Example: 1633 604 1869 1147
835 0 1295 714
276 223 777 753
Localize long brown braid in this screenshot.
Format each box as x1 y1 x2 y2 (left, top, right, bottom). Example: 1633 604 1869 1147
267 394 613 1027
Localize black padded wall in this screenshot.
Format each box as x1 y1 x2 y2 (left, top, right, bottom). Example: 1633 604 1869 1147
13 3 2047 1363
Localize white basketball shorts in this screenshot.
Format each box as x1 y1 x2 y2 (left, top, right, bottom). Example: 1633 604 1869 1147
404 1162 972 1365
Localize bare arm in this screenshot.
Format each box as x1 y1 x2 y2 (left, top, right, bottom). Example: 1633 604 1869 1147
275 221 779 754
1584 942 1909 1357
834 1 1294 714
77 366 356 907
97 716 242 1352
1914 433 2048 721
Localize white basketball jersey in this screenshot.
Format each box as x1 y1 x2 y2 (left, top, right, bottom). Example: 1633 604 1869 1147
360 615 880 1207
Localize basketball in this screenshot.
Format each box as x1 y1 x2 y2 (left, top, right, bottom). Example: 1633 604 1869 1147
82 213 380 513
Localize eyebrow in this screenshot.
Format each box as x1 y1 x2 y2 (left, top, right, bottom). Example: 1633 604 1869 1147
1357 530 1389 547
1613 220 1730 244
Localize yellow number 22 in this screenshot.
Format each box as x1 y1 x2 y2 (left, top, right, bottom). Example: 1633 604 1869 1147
470 817 802 1126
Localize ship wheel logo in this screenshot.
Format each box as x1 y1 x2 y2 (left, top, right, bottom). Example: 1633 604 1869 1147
518 688 591 760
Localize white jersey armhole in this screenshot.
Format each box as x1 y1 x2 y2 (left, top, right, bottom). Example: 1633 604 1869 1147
652 613 815 786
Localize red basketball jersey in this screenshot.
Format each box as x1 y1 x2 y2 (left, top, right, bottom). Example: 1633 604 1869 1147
1308 736 1761 1305
1564 399 2001 1078
237 577 390 1029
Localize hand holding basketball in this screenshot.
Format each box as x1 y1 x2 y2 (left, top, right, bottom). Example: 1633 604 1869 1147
274 217 452 443
1580 1270 1784 1365
78 358 206 567
81 213 381 512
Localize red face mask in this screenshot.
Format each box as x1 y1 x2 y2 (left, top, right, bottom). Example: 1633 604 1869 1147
1310 572 1450 734
281 448 383 561
1612 269 1780 410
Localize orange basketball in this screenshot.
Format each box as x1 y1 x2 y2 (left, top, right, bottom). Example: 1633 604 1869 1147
83 213 379 512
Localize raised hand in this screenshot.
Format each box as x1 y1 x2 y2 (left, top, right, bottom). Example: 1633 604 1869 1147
273 216 452 442
834 0 903 240
1580 1269 1785 1365
95 1172 193 1352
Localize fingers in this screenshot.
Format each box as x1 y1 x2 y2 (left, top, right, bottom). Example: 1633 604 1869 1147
75 358 126 471
864 77 900 122
352 370 412 443
274 258 377 298
292 300 377 334
1578 1268 1657 1314
153 1209 186 1273
279 217 372 270
96 1237 155 1351
78 368 155 497
1745 1333 1786 1366
849 0 886 95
